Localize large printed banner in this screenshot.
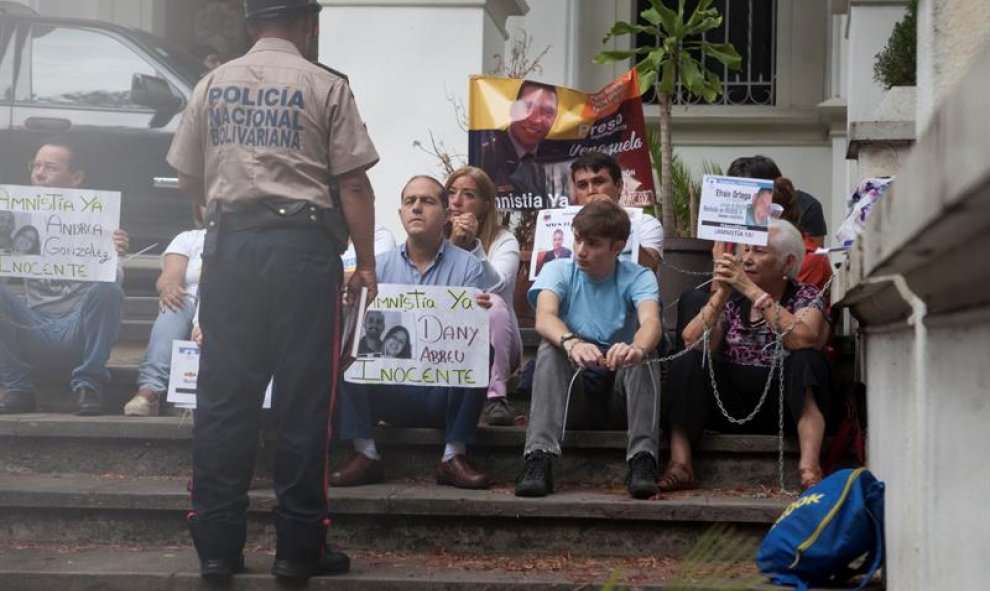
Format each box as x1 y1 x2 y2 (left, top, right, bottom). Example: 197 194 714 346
0 184 121 282
698 175 773 246
345 284 490 388
468 69 655 210
530 206 643 280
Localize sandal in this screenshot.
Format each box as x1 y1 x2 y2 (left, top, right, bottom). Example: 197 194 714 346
657 461 696 492
798 467 823 492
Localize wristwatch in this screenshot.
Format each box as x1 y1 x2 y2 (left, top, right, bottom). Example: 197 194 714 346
559 332 579 350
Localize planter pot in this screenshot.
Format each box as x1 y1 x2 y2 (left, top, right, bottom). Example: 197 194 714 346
659 237 713 331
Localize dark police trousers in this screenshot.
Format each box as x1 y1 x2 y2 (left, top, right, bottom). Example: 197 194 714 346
189 211 342 565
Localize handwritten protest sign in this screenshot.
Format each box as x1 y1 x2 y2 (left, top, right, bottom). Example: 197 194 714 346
697 175 773 246
529 206 643 279
166 340 272 409
0 184 121 282
468 69 655 210
344 284 490 388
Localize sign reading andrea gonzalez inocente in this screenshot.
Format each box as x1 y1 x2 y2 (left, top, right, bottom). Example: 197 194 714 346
344 284 490 388
0 184 121 282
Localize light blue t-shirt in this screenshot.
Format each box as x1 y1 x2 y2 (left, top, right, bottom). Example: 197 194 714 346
528 259 659 346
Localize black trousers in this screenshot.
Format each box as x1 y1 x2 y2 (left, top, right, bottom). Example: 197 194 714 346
664 349 831 445
189 221 341 565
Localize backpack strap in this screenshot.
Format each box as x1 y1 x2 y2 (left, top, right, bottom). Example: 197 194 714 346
852 484 885 591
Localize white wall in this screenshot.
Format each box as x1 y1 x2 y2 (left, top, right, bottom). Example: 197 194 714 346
319 2 521 241
845 1 907 123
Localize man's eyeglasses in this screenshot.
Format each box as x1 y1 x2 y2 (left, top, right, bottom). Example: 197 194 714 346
28 160 67 174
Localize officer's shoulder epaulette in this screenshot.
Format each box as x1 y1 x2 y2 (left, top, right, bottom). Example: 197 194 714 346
313 62 349 83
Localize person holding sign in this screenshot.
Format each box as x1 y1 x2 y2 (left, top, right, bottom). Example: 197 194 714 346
661 219 830 493
570 153 663 271
0 139 128 416
123 206 206 417
444 166 522 426
166 0 378 581
515 199 663 500
331 175 494 490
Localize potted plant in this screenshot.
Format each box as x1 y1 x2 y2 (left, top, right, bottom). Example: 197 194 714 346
594 0 741 238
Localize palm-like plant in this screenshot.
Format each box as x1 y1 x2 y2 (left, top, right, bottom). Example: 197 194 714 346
594 0 741 237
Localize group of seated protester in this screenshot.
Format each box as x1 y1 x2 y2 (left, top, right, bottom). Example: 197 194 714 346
0 142 834 498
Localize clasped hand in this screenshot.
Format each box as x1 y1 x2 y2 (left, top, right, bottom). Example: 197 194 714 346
449 212 479 250
569 341 644 370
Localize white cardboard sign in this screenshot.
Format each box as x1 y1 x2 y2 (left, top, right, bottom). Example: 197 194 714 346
697 175 773 246
0 184 121 282
166 340 272 409
344 284 490 388
529 206 643 279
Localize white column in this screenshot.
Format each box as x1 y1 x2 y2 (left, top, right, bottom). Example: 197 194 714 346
318 0 527 240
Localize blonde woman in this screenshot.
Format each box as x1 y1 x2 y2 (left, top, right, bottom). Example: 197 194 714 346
445 166 522 426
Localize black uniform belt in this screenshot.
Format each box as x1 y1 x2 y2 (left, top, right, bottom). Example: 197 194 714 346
204 198 349 256
208 199 330 233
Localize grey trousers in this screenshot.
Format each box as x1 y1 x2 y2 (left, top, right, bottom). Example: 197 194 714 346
523 341 661 461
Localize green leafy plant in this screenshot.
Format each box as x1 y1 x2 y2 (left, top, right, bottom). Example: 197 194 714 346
594 0 741 238
873 0 918 89
646 123 722 237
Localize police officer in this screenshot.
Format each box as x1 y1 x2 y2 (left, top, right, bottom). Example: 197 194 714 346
167 0 378 581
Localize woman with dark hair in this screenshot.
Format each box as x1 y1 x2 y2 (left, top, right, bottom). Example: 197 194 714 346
445 166 522 426
381 325 412 359
12 225 40 255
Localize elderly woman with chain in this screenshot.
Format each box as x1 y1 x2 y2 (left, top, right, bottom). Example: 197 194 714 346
660 219 831 492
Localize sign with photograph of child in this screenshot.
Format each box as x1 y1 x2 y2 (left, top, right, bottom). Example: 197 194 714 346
0 184 121 282
697 175 773 246
529 206 642 279
344 284 490 388
166 340 272 409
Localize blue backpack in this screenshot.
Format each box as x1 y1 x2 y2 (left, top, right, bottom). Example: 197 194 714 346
757 468 885 591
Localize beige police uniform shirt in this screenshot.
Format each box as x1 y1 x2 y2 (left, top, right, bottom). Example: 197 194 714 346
167 37 378 210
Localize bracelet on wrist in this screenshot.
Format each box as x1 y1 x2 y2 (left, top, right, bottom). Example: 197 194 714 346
753 292 772 310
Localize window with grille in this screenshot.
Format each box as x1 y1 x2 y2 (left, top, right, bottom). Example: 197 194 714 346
635 0 777 106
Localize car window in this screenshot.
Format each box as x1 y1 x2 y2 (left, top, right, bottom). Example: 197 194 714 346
0 27 15 101
28 25 157 109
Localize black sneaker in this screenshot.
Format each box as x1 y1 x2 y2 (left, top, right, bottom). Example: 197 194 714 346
484 397 513 426
0 391 36 414
626 452 659 499
514 450 553 497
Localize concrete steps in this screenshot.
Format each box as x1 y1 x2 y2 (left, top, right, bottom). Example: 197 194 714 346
0 544 781 591
0 415 803 489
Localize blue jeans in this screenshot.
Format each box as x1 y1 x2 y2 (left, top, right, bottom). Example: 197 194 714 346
0 282 124 394
136 297 197 393
337 381 486 444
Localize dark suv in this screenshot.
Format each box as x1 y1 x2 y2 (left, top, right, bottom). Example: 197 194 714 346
0 11 204 253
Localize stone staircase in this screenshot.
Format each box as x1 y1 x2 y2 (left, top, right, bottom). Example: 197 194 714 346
0 292 869 590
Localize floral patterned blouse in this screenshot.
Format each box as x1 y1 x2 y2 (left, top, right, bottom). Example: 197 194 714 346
720 281 825 367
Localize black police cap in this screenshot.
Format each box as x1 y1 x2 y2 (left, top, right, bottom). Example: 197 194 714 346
244 0 322 21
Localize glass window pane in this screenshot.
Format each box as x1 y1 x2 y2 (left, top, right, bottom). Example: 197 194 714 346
30 25 157 109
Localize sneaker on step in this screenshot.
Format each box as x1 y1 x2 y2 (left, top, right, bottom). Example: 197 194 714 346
124 389 160 417
483 397 513 426
515 450 554 497
626 451 659 499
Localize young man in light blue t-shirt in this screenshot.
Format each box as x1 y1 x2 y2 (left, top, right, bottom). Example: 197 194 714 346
515 199 663 499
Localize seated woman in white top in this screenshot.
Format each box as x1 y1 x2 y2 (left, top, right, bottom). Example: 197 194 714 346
124 208 206 416
445 166 522 426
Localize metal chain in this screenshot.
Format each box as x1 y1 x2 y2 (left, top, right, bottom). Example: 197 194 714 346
661 260 714 277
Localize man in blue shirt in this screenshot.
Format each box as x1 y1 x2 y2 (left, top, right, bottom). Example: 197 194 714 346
515 199 663 499
331 175 493 489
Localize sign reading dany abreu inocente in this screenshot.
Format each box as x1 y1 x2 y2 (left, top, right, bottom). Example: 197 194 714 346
0 184 121 282
344 284 490 388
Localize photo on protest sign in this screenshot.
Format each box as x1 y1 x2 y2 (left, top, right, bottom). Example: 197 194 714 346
0 184 121 281
166 340 272 409
697 175 774 247
529 206 642 280
468 69 655 211
354 310 416 359
345 284 489 388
